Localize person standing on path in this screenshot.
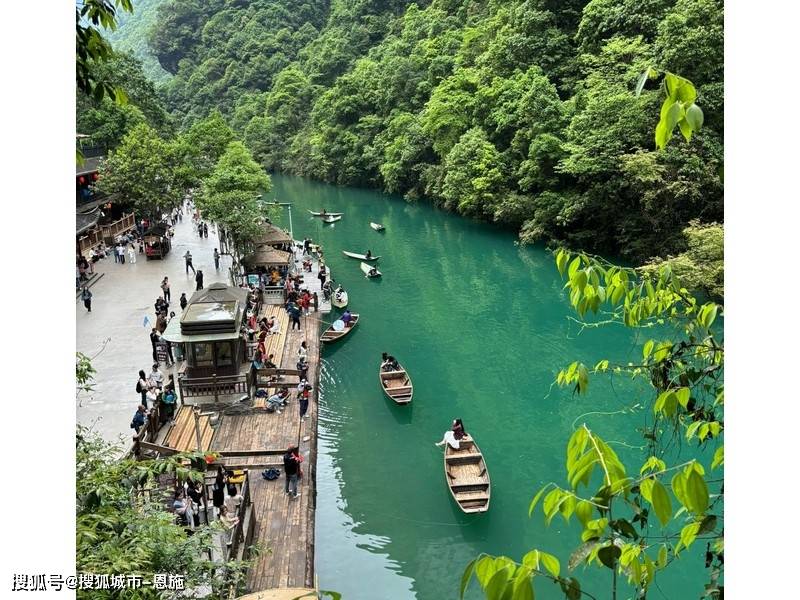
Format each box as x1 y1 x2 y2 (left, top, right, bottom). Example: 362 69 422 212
287 301 301 331
195 270 204 291
203 223 208 238
117 243 126 264
283 446 302 499
198 222 204 238
81 286 92 312
136 369 149 406
128 243 136 264
184 251 195 274
130 405 147 434
161 277 171 302
150 328 160 363
317 263 327 287
299 382 311 420
179 293 188 311
213 248 220 270
148 363 164 390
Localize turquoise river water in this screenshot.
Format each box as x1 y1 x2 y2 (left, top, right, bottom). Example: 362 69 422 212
266 175 711 600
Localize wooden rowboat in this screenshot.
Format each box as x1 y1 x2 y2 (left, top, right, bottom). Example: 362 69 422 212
320 314 359 343
370 222 385 231
308 210 344 217
360 262 382 278
343 250 381 261
379 363 413 404
322 215 341 223
444 435 490 513
332 289 348 308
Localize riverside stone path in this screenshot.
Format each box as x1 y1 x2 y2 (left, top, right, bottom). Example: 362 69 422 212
76 211 232 444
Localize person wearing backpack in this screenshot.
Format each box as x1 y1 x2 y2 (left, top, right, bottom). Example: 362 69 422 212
136 370 148 406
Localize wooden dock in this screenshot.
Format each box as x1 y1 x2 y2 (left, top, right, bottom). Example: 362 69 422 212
210 295 322 591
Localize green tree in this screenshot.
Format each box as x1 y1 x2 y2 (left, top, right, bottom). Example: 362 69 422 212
198 142 274 261
441 127 506 218
97 123 185 218
642 221 724 301
77 52 173 149
76 0 133 103
175 110 236 187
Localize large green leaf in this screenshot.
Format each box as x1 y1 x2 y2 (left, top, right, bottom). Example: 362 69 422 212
685 469 709 515
650 480 672 527
539 552 560 578
685 104 704 131
461 558 477 598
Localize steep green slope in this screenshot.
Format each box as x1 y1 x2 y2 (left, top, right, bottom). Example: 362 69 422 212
106 0 171 85
138 0 723 263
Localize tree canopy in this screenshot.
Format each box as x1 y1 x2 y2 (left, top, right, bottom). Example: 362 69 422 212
134 0 723 267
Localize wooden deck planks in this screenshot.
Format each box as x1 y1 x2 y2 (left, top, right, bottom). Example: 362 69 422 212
210 310 322 592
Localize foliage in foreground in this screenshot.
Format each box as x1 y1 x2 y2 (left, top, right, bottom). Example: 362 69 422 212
76 426 250 599
463 251 723 599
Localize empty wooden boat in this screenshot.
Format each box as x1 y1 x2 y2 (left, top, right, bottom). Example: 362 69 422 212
331 288 348 308
370 222 385 232
379 363 413 405
444 435 491 513
308 210 344 217
320 314 359 343
322 215 341 223
361 262 382 278
343 250 381 261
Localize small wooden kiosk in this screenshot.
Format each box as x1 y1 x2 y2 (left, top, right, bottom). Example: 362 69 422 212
144 222 172 260
163 283 252 401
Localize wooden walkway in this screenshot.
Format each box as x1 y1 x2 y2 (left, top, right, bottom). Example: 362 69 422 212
159 405 214 452
211 306 321 591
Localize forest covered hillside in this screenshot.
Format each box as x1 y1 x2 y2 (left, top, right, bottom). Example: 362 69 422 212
105 0 724 267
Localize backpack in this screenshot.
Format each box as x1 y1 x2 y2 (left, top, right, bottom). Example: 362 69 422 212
136 380 142 393
262 468 281 480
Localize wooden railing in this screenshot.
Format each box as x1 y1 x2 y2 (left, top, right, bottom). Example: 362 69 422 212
178 373 251 402
131 401 164 458
228 471 252 560
262 286 286 305
253 368 302 391
78 228 103 254
100 212 136 240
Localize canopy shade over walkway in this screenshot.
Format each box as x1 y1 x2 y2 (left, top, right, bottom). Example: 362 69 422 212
254 223 293 246
243 247 292 268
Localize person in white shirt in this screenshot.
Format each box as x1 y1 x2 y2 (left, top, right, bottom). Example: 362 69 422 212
127 243 136 264
148 363 164 389
224 484 243 516
116 244 126 264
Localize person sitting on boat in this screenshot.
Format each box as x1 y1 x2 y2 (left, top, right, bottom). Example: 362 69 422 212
380 352 399 371
341 310 353 327
320 208 327 216
334 285 344 301
365 249 372 260
368 267 378 277
435 419 467 449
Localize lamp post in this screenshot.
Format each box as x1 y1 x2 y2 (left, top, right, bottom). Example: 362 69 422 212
265 201 294 243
